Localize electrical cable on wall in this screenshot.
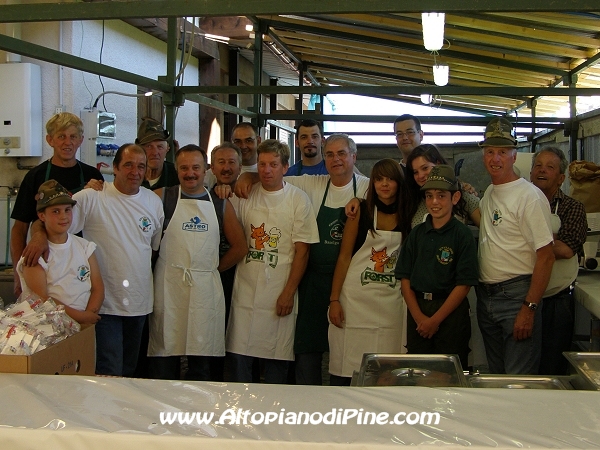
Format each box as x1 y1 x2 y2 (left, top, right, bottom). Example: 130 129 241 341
79 21 93 109
98 20 107 111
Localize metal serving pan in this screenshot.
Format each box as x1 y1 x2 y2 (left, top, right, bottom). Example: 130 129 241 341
467 374 570 389
563 352 600 390
354 354 468 387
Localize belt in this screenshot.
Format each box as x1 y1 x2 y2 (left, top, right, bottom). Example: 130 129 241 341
479 274 531 295
413 290 449 301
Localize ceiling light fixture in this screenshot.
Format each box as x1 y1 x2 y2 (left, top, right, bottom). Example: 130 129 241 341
433 64 449 86
421 13 445 51
421 94 433 105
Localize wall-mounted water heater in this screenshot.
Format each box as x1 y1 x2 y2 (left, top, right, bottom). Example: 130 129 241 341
0 63 42 157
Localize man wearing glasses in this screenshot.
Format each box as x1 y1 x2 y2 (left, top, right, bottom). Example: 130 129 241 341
394 114 424 175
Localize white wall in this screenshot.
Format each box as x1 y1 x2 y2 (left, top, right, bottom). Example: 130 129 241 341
0 7 199 190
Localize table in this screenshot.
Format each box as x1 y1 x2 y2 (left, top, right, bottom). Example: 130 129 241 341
0 373 598 449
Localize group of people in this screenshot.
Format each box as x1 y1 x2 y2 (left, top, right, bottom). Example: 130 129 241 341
9 111 587 383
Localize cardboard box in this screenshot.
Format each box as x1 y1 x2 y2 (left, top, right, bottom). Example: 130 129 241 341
0 325 95 375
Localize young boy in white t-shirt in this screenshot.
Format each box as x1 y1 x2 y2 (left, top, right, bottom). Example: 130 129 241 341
18 180 104 324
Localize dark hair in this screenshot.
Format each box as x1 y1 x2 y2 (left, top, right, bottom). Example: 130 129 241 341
113 143 145 168
175 144 207 167
405 146 469 222
393 114 422 132
231 121 259 138
405 144 448 195
296 119 323 136
364 159 412 238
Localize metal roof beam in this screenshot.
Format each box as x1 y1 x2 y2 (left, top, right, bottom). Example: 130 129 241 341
177 85 600 96
0 33 171 93
2 1 600 23
264 19 567 77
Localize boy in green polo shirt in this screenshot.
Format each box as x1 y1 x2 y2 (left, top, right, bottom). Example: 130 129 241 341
395 165 479 369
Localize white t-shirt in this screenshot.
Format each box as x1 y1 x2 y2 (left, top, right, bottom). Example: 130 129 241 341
478 178 553 284
284 174 370 216
205 163 258 189
70 182 164 316
18 234 96 311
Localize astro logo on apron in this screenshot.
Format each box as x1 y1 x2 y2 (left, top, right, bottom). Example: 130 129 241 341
360 247 398 287
491 209 502 226
182 216 208 232
138 216 153 232
246 223 280 268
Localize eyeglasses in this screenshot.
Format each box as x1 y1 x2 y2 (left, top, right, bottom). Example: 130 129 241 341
395 130 417 139
324 150 350 159
232 137 256 146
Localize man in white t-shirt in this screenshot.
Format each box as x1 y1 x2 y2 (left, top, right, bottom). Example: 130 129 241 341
25 144 164 377
476 118 554 375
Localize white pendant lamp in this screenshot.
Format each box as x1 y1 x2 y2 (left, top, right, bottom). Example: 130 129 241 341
421 13 445 51
433 64 449 86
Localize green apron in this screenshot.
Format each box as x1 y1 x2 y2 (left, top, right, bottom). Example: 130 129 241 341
294 175 356 354
45 159 86 194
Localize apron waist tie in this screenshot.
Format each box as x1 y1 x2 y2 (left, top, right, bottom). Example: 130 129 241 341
171 264 209 286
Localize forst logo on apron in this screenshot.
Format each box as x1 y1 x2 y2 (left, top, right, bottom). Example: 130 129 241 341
360 246 398 287
246 223 281 268
182 216 208 232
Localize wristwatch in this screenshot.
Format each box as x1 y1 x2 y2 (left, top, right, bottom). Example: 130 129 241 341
522 301 538 311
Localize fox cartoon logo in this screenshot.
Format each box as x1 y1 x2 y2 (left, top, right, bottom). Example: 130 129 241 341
370 247 390 273
250 223 270 250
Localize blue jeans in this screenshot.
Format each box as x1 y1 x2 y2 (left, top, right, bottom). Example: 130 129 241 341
295 352 324 385
229 353 289 384
540 287 574 375
95 314 147 377
476 275 542 375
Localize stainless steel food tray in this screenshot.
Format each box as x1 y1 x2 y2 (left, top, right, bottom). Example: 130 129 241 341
354 353 467 387
467 374 569 389
563 352 600 390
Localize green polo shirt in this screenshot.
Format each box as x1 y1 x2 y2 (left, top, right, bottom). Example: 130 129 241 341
395 216 479 294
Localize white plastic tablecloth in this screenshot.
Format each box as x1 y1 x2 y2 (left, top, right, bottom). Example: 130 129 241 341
0 373 599 449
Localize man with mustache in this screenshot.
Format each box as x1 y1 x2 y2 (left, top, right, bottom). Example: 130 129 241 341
287 120 329 175
148 145 246 380
205 122 261 188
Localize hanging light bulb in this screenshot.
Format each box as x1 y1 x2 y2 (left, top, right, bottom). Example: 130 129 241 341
433 64 449 86
421 13 445 51
421 94 433 105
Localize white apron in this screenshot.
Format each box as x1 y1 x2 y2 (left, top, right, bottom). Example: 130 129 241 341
226 187 298 361
329 207 404 377
544 200 579 297
148 188 225 356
